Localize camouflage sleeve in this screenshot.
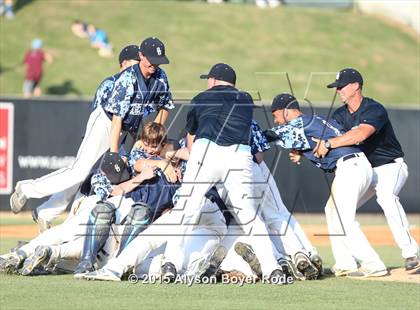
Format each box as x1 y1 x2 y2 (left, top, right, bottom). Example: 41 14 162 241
91 171 113 201
155 70 174 111
271 117 311 150
127 147 149 174
105 70 136 118
250 119 270 155
92 78 114 111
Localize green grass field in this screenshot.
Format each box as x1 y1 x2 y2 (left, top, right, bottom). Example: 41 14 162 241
1 213 419 309
0 238 419 310
1 1 419 104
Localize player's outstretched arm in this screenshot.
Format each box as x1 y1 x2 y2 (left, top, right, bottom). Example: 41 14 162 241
110 115 123 153
154 108 169 125
313 124 375 158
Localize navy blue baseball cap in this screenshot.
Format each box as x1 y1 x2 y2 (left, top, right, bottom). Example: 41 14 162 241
271 93 300 112
327 68 363 88
140 37 169 65
118 45 140 65
200 63 236 85
100 152 130 184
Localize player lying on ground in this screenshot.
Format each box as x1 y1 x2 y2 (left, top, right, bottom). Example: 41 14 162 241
0 122 178 275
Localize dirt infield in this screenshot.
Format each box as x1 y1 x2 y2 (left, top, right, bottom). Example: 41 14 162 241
351 267 420 284
1 216 419 284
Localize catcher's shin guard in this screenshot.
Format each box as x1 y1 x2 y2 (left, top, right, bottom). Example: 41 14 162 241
117 203 152 256
79 201 116 266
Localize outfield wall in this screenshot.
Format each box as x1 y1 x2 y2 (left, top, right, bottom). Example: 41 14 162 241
0 98 419 213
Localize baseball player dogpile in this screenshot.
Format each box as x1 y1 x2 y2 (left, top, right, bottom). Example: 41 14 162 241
1 38 418 285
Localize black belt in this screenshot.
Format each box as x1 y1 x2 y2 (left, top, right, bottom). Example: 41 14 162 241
324 153 360 174
342 153 360 162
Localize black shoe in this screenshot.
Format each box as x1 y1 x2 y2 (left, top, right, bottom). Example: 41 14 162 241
74 260 94 279
310 254 324 278
278 257 305 281
268 268 293 285
21 246 52 276
234 242 262 278
0 251 26 274
405 256 419 271
161 262 177 282
202 245 227 278
294 252 319 280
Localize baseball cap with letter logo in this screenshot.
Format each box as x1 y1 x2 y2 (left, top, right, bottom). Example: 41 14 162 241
139 37 169 65
100 152 130 184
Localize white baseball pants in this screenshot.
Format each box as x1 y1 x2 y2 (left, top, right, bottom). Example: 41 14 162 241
163 139 280 277
325 153 386 271
358 158 418 258
19 107 111 199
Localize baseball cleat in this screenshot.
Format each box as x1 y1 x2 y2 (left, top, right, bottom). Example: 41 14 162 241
83 269 121 282
278 257 305 281
10 182 28 214
331 266 358 277
268 268 293 285
201 245 227 278
161 262 177 282
0 251 26 274
293 252 319 280
310 254 324 277
21 246 51 276
404 256 419 271
234 242 262 278
346 268 388 278
74 260 95 279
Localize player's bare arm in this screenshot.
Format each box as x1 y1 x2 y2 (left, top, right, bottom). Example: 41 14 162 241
111 166 156 196
110 115 123 152
313 124 375 158
133 158 178 183
154 108 169 125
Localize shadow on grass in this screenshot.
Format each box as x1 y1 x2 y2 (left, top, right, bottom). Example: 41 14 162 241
14 0 36 13
46 80 82 96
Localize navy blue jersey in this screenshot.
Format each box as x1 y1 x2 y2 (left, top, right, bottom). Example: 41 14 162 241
270 114 360 171
333 97 404 167
91 73 119 111
103 65 174 134
186 85 253 146
128 175 180 219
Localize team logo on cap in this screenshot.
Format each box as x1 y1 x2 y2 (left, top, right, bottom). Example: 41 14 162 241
336 72 340 80
114 164 121 172
156 47 162 55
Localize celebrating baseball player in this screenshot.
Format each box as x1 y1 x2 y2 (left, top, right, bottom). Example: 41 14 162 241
160 63 288 284
314 68 419 271
19 45 142 233
266 93 388 278
10 38 174 229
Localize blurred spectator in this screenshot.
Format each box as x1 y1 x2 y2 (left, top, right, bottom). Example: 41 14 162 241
0 0 14 20
22 39 53 98
71 20 89 39
87 24 113 58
